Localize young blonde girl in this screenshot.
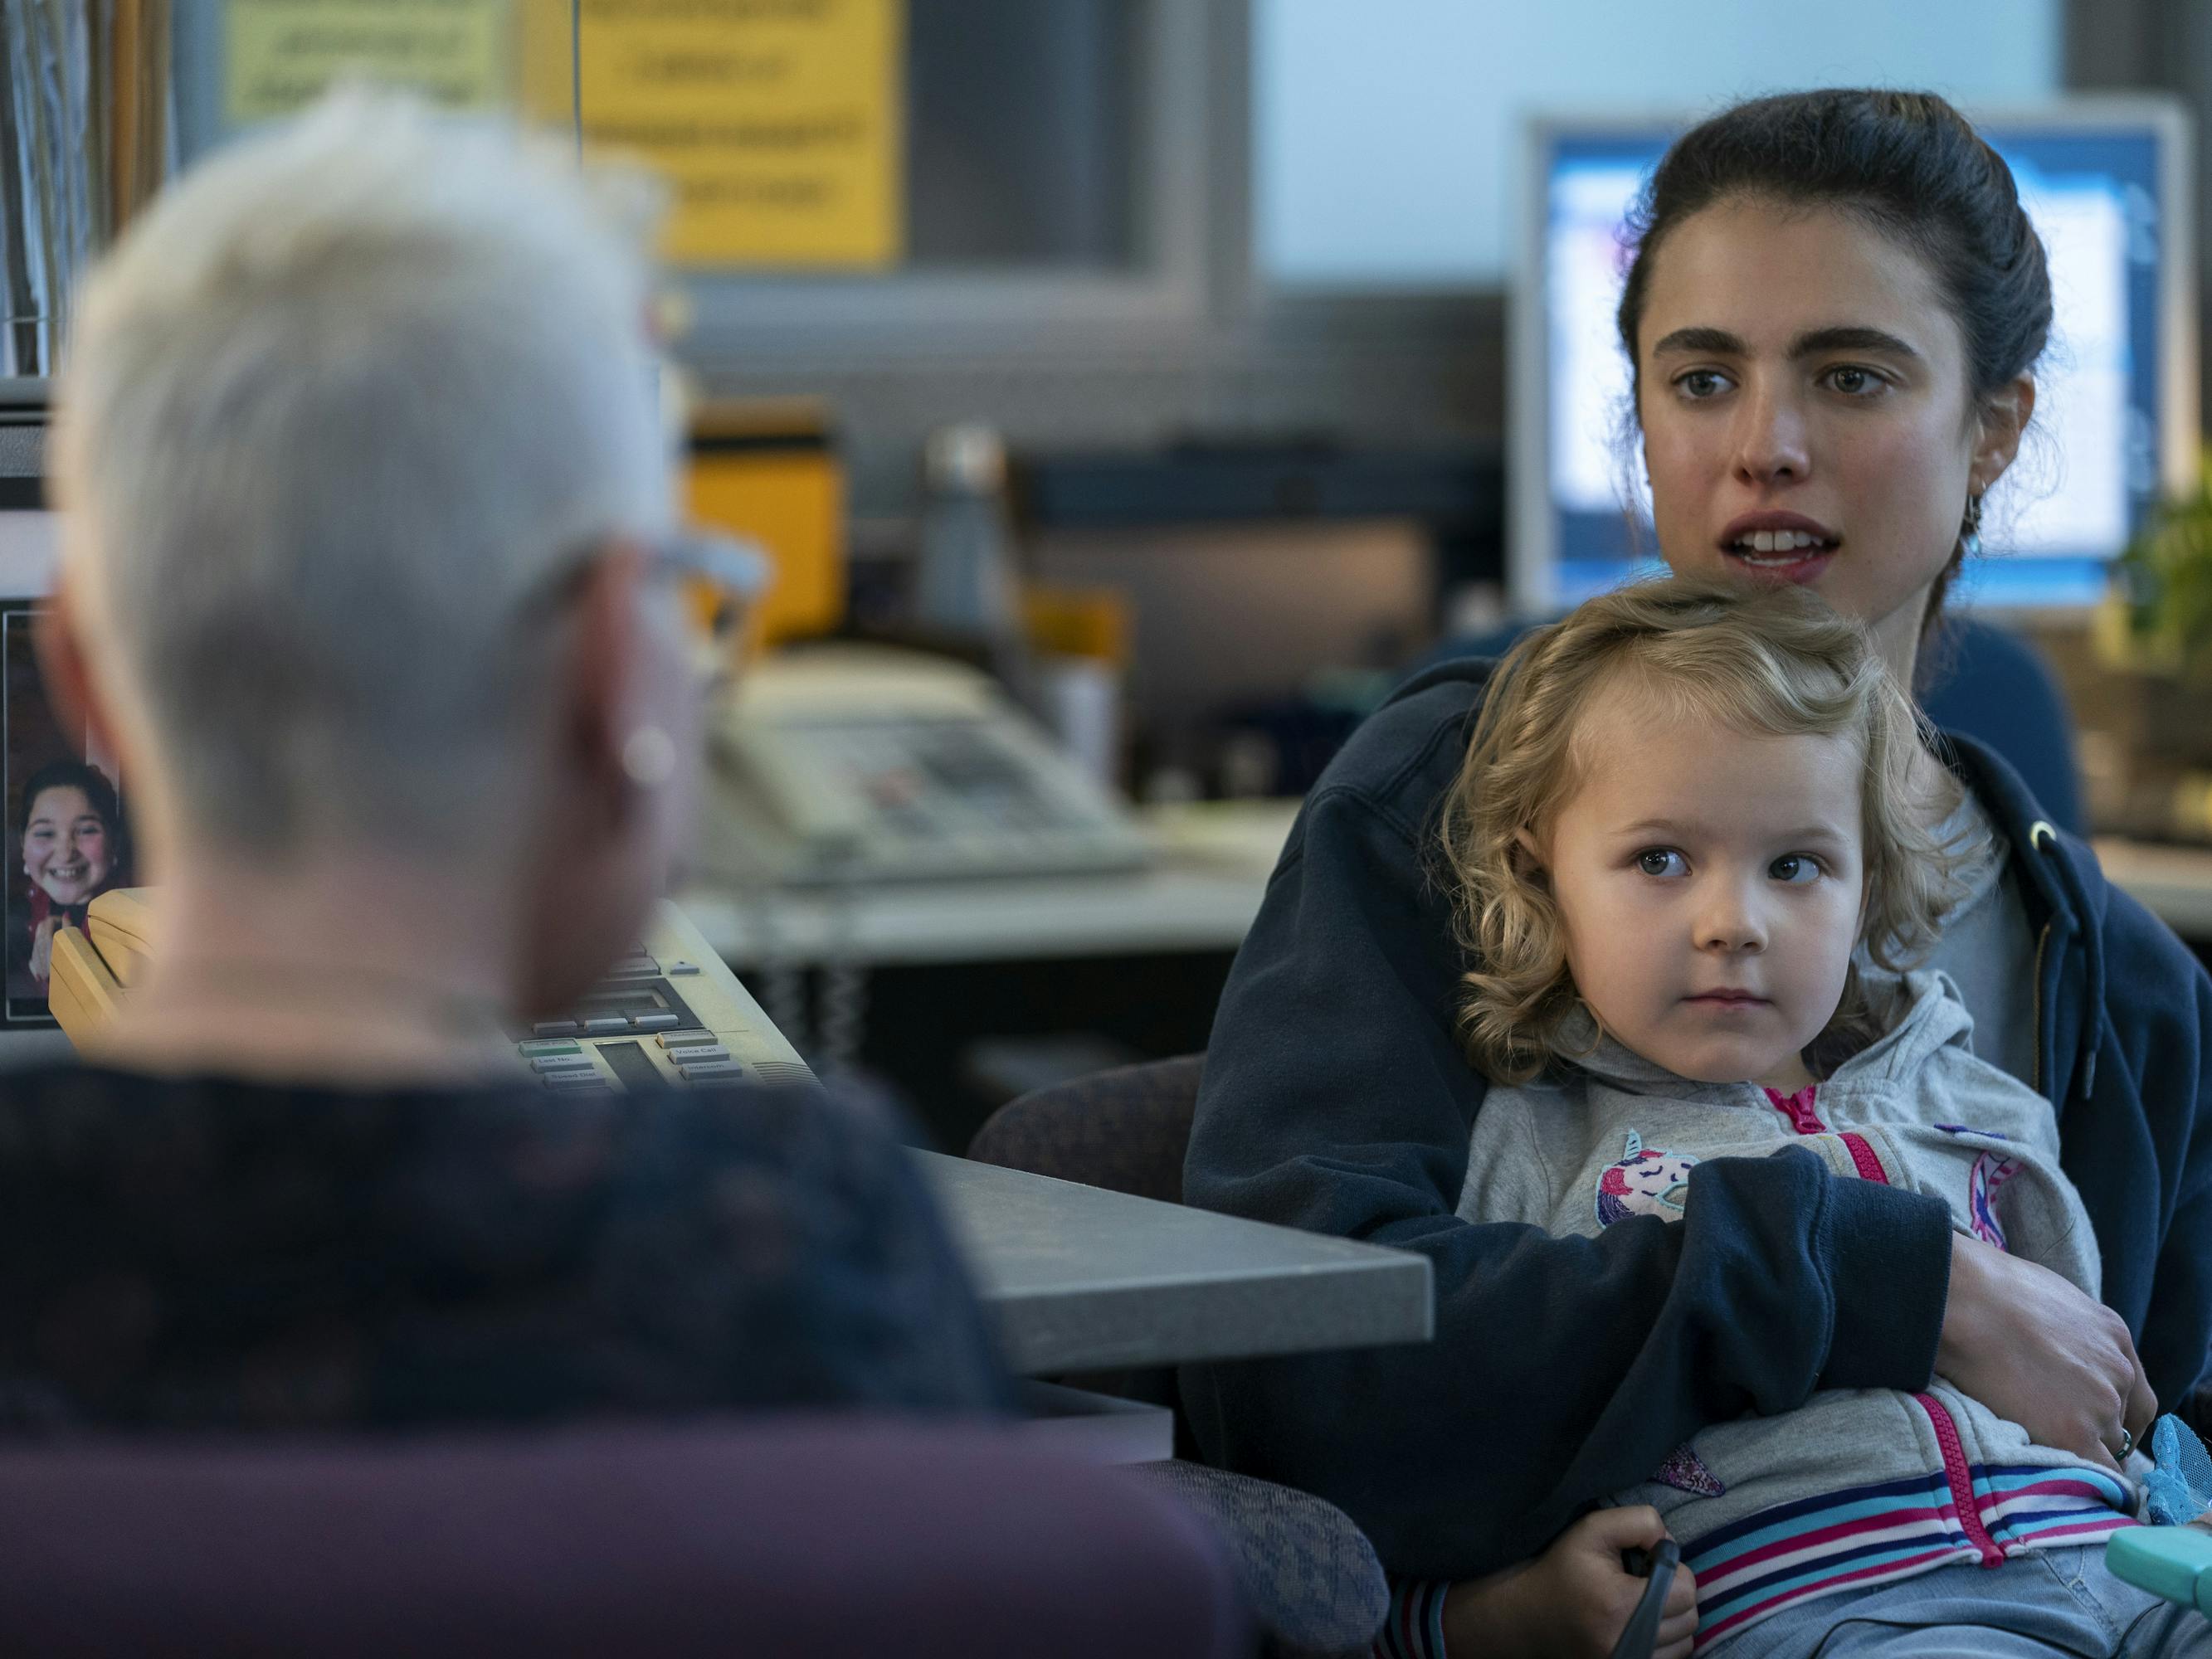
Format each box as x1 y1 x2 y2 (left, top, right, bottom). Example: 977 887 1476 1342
1430 579 2187 1656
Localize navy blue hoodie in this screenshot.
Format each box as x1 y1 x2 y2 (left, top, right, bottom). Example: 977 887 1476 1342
1180 659 2212 1583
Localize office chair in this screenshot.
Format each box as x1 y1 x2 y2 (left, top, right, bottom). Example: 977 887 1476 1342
0 1420 1250 1658
970 1055 1391 1659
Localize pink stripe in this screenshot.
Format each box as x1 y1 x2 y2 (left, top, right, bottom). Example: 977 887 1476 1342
1699 1501 1955 1579
1696 1544 1964 1647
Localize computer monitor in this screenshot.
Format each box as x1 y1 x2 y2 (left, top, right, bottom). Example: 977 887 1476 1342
0 405 131 1034
1511 99 2200 615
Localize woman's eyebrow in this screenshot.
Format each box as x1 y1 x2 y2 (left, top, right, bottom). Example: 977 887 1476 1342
1648 324 1922 361
1649 326 1744 357
1791 325 1921 361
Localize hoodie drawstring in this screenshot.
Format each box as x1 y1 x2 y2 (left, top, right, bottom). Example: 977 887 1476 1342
2031 820 2102 1102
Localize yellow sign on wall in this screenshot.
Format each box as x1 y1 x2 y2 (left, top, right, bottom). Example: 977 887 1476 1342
225 0 512 122
541 0 905 270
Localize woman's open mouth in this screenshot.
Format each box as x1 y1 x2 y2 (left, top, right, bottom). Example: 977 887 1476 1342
1717 514 1839 582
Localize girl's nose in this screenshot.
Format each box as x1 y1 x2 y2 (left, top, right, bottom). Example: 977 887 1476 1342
1697 878 1768 954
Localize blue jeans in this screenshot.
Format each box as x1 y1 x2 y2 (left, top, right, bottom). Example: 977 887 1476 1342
1725 1547 2212 1657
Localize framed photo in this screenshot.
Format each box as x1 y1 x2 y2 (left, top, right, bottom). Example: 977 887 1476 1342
1 601 129 1024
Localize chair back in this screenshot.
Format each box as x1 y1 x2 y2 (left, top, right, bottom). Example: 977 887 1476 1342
0 1420 1250 1658
967 1053 1206 1204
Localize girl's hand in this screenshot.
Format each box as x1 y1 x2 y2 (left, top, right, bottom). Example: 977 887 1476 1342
1939 1230 2156 1472
1440 1505 1698 1659
28 916 58 985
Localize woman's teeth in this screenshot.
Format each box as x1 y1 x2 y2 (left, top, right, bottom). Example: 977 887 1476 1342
1731 530 1833 555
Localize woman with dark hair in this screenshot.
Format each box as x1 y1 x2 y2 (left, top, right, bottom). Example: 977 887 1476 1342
16 757 127 987
1182 90 2212 1656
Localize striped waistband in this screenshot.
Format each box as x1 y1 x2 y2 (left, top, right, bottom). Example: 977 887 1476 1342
1688 1462 2134 1651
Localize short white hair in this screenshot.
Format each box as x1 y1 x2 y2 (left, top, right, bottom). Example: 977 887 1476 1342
57 88 673 853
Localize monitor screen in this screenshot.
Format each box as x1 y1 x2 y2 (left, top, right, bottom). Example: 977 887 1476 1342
1518 106 2196 614
0 506 130 1027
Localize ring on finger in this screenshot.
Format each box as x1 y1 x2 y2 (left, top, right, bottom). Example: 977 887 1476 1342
2117 1426 2136 1460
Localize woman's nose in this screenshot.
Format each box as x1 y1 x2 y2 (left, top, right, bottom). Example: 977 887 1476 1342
1731 382 1811 486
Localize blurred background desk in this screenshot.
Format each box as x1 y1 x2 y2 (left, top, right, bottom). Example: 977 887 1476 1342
679 801 1298 968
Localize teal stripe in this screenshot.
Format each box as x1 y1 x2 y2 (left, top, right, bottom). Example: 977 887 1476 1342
2000 1521 2132 1548
1685 1479 1951 1569
1698 1531 1969 1622
1976 1467 2130 1506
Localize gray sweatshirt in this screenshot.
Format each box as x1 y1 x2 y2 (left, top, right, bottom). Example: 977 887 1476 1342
1458 972 2137 1650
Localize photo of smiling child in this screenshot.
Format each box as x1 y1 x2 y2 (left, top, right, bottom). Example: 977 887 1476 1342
17 759 127 988
2 603 132 1020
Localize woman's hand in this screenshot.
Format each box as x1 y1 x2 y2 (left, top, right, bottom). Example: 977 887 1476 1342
1938 1230 2156 1472
28 915 59 985
1440 1505 1698 1659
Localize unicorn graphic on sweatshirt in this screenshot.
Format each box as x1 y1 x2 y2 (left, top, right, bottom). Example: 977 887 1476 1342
1595 1131 1698 1228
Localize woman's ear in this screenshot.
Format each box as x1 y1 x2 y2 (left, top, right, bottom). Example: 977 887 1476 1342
558 539 650 830
1970 374 2036 494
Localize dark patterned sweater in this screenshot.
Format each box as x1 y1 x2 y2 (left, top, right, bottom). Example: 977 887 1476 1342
0 1068 1011 1429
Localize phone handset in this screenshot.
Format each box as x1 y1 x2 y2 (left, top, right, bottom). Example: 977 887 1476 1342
714 703 867 866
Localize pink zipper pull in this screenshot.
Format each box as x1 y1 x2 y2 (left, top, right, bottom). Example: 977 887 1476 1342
1764 1084 1825 1134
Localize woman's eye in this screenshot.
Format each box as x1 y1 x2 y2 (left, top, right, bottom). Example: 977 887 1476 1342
1675 370 1730 400
1822 366 1885 397
1770 854 1821 884
1637 849 1688 878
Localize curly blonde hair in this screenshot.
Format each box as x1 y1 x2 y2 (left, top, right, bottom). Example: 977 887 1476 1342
1439 578 1971 1084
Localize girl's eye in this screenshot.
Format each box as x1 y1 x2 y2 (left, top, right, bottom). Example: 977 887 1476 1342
1637 849 1688 878
1675 369 1731 401
1770 854 1821 885
1821 366 1885 397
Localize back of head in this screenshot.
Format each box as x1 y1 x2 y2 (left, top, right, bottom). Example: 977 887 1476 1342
56 89 672 859
1442 577 1961 1082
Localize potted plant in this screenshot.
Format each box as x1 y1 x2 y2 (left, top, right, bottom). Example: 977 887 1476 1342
2117 450 2212 682
2091 453 2212 829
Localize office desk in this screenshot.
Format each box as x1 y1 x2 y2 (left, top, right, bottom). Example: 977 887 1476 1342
916 1151 1434 1375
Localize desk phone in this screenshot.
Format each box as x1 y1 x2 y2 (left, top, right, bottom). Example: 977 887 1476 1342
50 889 816 1097
699 645 1152 887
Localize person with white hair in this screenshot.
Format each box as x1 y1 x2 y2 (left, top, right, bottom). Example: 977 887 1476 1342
0 90 1010 1427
